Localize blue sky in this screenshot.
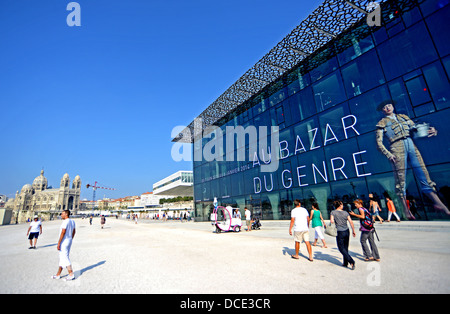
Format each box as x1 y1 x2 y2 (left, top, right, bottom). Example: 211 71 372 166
0 0 323 200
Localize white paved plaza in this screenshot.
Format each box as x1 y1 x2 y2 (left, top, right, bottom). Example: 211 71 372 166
0 217 449 294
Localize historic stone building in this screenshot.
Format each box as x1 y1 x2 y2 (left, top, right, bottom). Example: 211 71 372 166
7 170 81 222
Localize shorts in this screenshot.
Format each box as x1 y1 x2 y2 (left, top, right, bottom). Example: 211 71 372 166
294 231 310 243
28 232 39 240
246 220 251 228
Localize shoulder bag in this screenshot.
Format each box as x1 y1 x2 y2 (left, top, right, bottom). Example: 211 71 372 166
325 222 337 237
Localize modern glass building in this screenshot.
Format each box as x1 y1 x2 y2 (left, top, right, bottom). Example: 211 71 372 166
153 171 193 196
176 0 450 221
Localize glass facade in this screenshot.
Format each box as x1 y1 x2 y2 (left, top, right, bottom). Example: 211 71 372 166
193 0 450 222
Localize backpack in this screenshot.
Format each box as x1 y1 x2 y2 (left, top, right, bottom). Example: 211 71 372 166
360 207 374 230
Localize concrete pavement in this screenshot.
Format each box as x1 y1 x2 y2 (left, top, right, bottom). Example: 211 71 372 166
0 217 449 294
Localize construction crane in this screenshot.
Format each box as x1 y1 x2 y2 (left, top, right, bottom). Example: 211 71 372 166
85 181 116 209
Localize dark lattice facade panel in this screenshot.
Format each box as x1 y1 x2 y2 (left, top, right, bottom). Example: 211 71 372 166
174 0 424 143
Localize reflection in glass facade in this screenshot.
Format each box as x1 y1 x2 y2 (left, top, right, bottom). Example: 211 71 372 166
192 0 450 221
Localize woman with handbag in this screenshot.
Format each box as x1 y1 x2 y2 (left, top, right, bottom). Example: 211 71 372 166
350 199 380 262
330 200 356 270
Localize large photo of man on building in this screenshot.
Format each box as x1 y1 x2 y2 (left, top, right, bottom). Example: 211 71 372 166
375 99 449 219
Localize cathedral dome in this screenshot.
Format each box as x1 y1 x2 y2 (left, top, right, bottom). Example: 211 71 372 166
32 170 48 189
21 184 32 193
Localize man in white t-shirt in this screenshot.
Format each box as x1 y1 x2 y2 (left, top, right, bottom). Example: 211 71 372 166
26 215 42 249
289 199 313 261
244 207 252 231
52 210 76 281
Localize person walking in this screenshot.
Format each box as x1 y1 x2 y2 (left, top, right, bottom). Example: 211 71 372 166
289 199 313 262
100 215 106 229
369 194 384 224
330 200 356 269
386 196 401 222
350 199 380 262
52 210 76 281
26 215 42 249
309 202 327 248
245 207 252 232
407 197 422 219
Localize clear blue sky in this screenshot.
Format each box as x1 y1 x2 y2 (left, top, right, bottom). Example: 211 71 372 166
0 0 323 200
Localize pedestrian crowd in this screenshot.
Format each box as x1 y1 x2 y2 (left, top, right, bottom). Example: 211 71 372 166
288 196 387 270
24 193 400 280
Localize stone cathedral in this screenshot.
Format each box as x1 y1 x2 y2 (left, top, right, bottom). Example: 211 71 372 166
7 170 81 223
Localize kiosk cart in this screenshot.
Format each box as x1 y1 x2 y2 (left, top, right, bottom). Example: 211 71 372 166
211 205 242 233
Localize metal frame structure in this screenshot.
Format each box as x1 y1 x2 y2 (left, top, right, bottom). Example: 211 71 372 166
173 0 390 143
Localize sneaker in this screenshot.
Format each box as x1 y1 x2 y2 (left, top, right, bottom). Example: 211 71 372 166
65 275 75 281
51 275 61 279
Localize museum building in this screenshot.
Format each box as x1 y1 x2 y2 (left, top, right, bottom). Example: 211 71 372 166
175 0 450 221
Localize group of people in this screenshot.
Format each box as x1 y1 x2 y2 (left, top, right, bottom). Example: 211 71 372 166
289 199 381 270
88 214 108 228
26 211 77 281
232 207 253 231
26 211 78 281
21 193 439 282
369 193 401 224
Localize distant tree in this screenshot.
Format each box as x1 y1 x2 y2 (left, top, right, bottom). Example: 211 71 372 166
159 196 193 204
